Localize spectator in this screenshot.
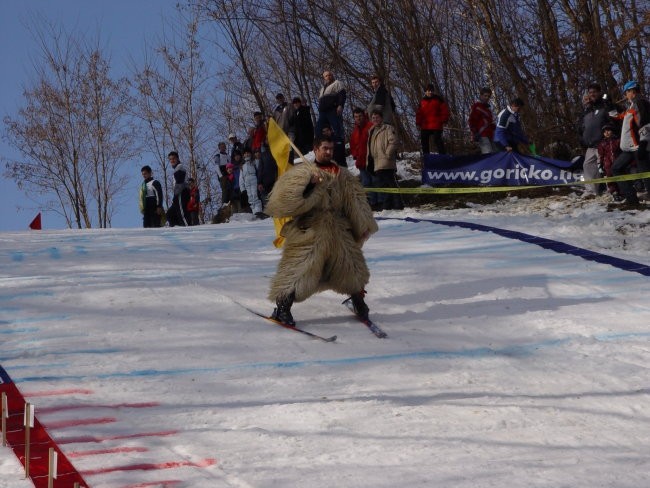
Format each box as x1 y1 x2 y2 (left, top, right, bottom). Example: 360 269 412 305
257 144 277 209
243 126 254 154
367 108 404 211
494 97 529 152
222 162 242 214
611 80 650 207
597 124 623 200
316 70 346 139
166 151 190 227
264 135 379 326
187 177 201 226
468 87 497 154
415 83 450 155
321 124 346 167
228 133 244 161
250 111 267 153
140 165 164 228
349 107 375 205
366 75 396 125
273 93 294 138
290 96 315 156
214 142 229 178
240 148 265 219
578 82 613 197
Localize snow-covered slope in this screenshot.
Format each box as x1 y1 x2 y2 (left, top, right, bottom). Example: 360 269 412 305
1 199 649 487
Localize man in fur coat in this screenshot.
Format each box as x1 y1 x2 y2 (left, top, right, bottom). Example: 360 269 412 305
265 135 379 326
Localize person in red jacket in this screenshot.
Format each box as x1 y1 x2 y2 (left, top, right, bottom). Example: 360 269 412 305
468 87 496 154
597 124 623 200
186 177 201 226
350 107 375 192
250 111 267 152
415 83 450 155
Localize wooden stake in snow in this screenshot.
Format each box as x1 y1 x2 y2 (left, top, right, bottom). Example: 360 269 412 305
48 447 58 488
1 392 7 447
24 402 34 478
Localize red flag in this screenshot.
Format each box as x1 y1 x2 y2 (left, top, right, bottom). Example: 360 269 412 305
29 213 42 230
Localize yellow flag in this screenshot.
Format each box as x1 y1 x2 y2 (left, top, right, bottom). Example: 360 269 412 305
267 118 292 247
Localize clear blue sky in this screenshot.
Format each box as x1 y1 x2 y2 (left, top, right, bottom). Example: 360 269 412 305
0 0 179 231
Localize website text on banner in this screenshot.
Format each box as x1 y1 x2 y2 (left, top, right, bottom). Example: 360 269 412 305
422 152 583 186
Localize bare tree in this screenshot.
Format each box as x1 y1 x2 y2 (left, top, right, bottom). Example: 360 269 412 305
3 20 135 228
132 7 220 222
82 47 138 227
192 0 648 156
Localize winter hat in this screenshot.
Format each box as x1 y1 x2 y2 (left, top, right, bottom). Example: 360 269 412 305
226 163 235 170
602 124 615 133
623 80 639 92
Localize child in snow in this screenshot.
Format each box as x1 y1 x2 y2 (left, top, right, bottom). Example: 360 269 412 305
240 148 265 219
597 124 623 200
222 162 242 214
186 177 201 226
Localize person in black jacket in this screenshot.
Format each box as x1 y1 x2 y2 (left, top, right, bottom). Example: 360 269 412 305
366 75 396 125
256 144 277 210
316 71 346 139
140 165 164 228
290 97 315 156
578 82 613 197
166 151 190 226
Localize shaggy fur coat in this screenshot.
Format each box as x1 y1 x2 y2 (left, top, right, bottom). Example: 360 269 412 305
265 161 379 303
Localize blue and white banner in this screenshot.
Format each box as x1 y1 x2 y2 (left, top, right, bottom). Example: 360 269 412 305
422 152 582 186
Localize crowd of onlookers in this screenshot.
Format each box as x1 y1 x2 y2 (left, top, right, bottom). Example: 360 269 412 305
139 74 650 227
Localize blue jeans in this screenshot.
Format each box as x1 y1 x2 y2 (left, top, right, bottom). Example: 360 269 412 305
372 169 404 210
359 169 377 205
316 111 344 140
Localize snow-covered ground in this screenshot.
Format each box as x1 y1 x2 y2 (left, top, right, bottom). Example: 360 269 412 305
1 194 649 487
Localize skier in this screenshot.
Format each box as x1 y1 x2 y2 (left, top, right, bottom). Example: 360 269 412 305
264 135 379 326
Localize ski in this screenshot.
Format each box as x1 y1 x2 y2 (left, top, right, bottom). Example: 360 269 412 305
342 298 388 338
244 307 337 343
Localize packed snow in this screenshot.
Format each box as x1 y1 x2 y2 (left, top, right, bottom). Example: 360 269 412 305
1 193 649 487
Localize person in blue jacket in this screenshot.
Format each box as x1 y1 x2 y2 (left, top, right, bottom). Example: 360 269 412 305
494 97 529 152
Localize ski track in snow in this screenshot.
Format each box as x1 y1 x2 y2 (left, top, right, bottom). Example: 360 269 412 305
1 201 649 487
